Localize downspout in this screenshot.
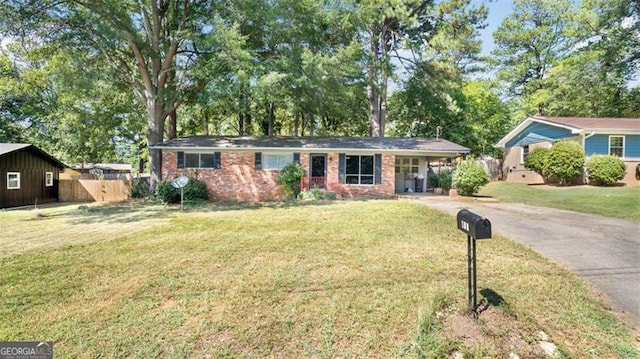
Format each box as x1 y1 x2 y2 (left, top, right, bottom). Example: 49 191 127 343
582 132 596 184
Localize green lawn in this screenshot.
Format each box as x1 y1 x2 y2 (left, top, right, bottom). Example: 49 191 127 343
477 182 640 222
1 201 637 358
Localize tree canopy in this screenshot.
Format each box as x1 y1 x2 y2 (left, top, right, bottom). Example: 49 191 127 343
0 0 637 180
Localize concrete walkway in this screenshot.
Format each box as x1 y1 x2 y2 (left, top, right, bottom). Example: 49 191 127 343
405 195 640 327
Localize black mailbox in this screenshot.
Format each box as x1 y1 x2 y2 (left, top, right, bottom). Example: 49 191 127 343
457 209 491 239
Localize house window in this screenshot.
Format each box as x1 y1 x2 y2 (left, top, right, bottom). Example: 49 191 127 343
609 136 624 157
177 152 221 169
395 157 419 174
7 172 20 189
346 155 374 184
521 145 530 164
262 153 293 170
45 172 53 187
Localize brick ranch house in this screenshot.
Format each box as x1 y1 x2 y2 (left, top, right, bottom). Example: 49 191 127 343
153 136 470 201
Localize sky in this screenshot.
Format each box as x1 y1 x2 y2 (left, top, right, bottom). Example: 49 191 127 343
477 0 514 57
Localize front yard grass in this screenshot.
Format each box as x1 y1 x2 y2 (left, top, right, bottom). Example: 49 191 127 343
1 201 637 358
477 182 640 222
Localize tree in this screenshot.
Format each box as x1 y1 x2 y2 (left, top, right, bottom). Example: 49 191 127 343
493 0 574 114
1 1 246 186
358 0 487 137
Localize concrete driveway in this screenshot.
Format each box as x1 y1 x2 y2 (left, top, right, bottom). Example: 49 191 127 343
407 195 640 326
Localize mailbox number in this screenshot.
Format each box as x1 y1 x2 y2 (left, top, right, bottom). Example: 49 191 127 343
460 220 470 232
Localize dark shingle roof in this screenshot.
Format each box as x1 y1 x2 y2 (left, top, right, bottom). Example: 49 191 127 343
0 143 66 168
152 136 470 154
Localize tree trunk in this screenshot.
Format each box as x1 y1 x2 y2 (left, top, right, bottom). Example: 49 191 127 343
147 99 165 189
368 28 381 137
167 108 177 139
268 102 275 136
293 112 300 136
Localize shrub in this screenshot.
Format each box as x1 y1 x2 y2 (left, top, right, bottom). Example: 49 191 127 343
453 160 489 196
427 172 440 188
546 141 585 185
130 177 150 198
155 176 209 204
183 177 210 202
276 162 306 199
587 155 626 185
437 170 453 192
155 179 180 204
524 147 550 181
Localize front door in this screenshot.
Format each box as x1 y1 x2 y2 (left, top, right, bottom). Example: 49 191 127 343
310 154 327 189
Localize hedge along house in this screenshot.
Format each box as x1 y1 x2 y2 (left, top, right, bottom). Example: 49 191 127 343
153 136 470 201
0 144 66 208
495 116 640 184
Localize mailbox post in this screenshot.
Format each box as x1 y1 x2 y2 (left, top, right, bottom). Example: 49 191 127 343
456 209 491 317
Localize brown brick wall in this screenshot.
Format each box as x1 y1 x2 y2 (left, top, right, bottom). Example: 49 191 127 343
162 151 396 202
323 153 395 199
162 151 283 201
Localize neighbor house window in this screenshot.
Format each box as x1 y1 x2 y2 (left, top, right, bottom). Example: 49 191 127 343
346 155 374 184
521 145 530 164
45 172 53 187
7 172 20 189
177 152 221 169
262 153 293 170
609 136 624 157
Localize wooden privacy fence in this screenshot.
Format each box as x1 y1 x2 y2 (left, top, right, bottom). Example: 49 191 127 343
59 179 130 202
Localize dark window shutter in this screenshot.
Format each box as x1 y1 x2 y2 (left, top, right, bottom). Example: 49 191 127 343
374 154 382 184
177 151 184 169
255 152 262 170
293 152 300 164
214 152 221 169
338 153 346 183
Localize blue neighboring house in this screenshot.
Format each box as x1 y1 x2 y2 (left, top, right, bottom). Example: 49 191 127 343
495 116 640 184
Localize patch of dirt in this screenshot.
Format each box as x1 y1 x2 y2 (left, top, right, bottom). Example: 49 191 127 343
442 305 547 358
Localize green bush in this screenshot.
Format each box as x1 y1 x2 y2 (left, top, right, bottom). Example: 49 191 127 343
587 155 626 185
299 187 338 201
524 147 550 181
276 162 306 199
183 177 210 202
155 179 180 204
437 170 453 191
427 172 440 188
546 141 585 185
453 160 489 196
130 177 150 198
155 176 209 204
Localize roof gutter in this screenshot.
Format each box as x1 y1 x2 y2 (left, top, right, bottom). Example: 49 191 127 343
151 146 469 154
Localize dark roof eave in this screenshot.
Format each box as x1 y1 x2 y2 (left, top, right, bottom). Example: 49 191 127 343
153 145 469 154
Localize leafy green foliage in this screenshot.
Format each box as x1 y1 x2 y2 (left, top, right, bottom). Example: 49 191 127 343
276 162 306 199
130 178 151 199
183 177 210 203
435 169 453 192
155 177 209 204
299 188 338 201
453 160 490 196
155 180 180 204
524 147 551 181
546 141 585 185
587 155 626 185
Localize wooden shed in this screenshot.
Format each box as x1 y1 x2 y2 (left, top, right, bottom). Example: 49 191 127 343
0 143 65 208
